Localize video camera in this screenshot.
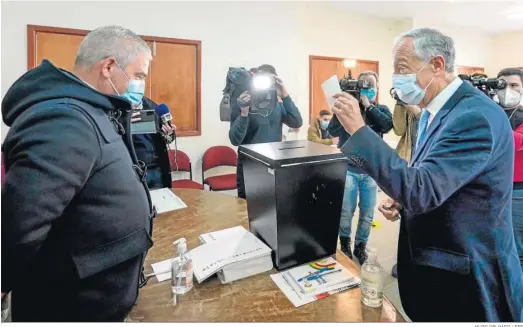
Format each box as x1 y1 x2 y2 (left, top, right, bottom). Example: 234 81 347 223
229 67 278 115
327 75 373 137
458 73 507 99
339 76 372 102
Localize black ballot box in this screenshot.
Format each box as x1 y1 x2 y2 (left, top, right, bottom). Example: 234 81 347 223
238 140 348 270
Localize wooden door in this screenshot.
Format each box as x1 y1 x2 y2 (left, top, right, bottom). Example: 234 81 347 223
26 25 201 136
149 40 200 135
309 56 379 122
456 66 484 75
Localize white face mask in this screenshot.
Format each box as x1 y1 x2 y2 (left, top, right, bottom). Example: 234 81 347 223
497 88 523 109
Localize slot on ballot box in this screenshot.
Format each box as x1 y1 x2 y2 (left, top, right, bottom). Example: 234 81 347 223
238 140 348 270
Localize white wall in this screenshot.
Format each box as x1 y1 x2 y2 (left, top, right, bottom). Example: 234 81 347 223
486 31 523 76
1 1 410 181
412 18 492 69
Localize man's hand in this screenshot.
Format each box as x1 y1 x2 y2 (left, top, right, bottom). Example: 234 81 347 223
361 94 371 109
161 123 175 136
332 137 339 145
332 92 365 135
405 104 422 117
378 198 402 222
131 110 141 123
275 77 289 98
238 91 250 117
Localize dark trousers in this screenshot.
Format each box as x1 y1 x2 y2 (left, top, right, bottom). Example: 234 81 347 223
236 163 246 199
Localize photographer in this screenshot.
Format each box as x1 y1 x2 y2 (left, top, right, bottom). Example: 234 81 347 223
497 68 523 270
132 97 175 190
329 71 392 264
229 64 303 199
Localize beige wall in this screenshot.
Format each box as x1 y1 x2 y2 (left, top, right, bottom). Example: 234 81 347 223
486 31 523 76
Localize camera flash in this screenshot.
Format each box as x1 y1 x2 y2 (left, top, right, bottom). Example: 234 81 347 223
253 75 272 90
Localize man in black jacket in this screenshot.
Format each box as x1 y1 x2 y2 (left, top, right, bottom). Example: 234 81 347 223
328 71 393 264
132 97 175 190
229 64 303 199
1 25 154 321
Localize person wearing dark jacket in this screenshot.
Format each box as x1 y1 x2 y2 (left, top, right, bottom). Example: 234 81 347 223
229 64 303 199
1 26 154 322
328 71 393 264
132 97 175 190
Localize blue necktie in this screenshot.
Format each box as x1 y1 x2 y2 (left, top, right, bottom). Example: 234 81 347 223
416 109 431 150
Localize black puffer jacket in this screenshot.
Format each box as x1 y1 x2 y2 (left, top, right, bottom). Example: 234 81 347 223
1 60 154 321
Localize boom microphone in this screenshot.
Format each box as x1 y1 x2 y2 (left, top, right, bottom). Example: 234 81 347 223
155 104 172 126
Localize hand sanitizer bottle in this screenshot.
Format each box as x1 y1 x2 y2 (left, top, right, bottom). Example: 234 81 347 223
171 238 193 305
360 248 384 307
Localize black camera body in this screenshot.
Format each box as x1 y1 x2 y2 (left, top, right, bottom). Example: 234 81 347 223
458 74 507 99
327 77 373 137
339 77 372 102
230 68 278 115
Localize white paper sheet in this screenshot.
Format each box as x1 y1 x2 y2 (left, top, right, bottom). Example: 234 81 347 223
150 188 187 214
191 231 272 283
321 75 342 109
151 256 181 282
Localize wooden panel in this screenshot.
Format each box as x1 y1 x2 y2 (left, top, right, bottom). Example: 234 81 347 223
456 65 484 75
309 56 379 122
150 41 200 135
35 32 83 72
26 25 201 136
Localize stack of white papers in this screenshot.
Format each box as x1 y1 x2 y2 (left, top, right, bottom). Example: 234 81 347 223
149 188 187 214
199 226 273 284
271 257 360 307
150 226 273 284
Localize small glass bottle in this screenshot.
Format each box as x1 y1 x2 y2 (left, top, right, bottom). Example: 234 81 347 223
360 248 384 308
171 238 193 305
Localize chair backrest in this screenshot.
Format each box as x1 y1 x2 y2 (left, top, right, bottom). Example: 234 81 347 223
168 149 191 173
202 146 237 173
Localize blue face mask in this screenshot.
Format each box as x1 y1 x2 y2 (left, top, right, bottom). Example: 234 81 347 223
109 62 146 105
361 88 377 102
320 120 330 130
392 60 435 105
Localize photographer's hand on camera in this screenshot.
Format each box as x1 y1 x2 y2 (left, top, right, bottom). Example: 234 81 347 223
332 92 366 135
238 91 251 117
361 94 372 110
275 77 289 98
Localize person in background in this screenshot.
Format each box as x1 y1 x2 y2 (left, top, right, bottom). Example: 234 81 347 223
132 97 175 190
328 71 393 264
332 27 522 321
497 67 523 271
229 64 303 199
1 25 154 321
307 109 339 146
389 91 422 278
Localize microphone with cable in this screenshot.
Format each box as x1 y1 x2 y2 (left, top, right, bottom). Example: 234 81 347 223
154 103 173 127
154 103 176 142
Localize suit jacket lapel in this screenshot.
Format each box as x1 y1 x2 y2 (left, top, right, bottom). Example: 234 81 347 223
411 82 476 164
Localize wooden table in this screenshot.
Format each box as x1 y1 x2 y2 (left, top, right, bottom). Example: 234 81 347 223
130 189 405 322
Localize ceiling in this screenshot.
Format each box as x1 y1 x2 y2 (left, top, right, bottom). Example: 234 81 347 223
330 1 523 34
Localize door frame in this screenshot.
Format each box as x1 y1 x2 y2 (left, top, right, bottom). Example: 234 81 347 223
308 55 379 122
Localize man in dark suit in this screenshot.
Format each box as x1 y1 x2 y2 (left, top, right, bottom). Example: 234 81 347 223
331 27 523 321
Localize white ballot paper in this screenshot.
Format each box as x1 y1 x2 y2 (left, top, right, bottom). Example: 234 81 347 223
321 74 342 109
150 188 187 214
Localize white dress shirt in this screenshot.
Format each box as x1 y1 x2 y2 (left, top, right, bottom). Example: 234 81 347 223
424 77 463 127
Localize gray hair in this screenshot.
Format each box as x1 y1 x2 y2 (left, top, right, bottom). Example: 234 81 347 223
395 28 456 73
358 71 379 82
74 25 152 70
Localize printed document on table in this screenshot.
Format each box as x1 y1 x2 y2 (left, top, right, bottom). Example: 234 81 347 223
150 188 187 214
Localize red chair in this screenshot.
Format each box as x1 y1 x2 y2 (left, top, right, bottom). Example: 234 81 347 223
169 150 204 190
201 146 237 191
